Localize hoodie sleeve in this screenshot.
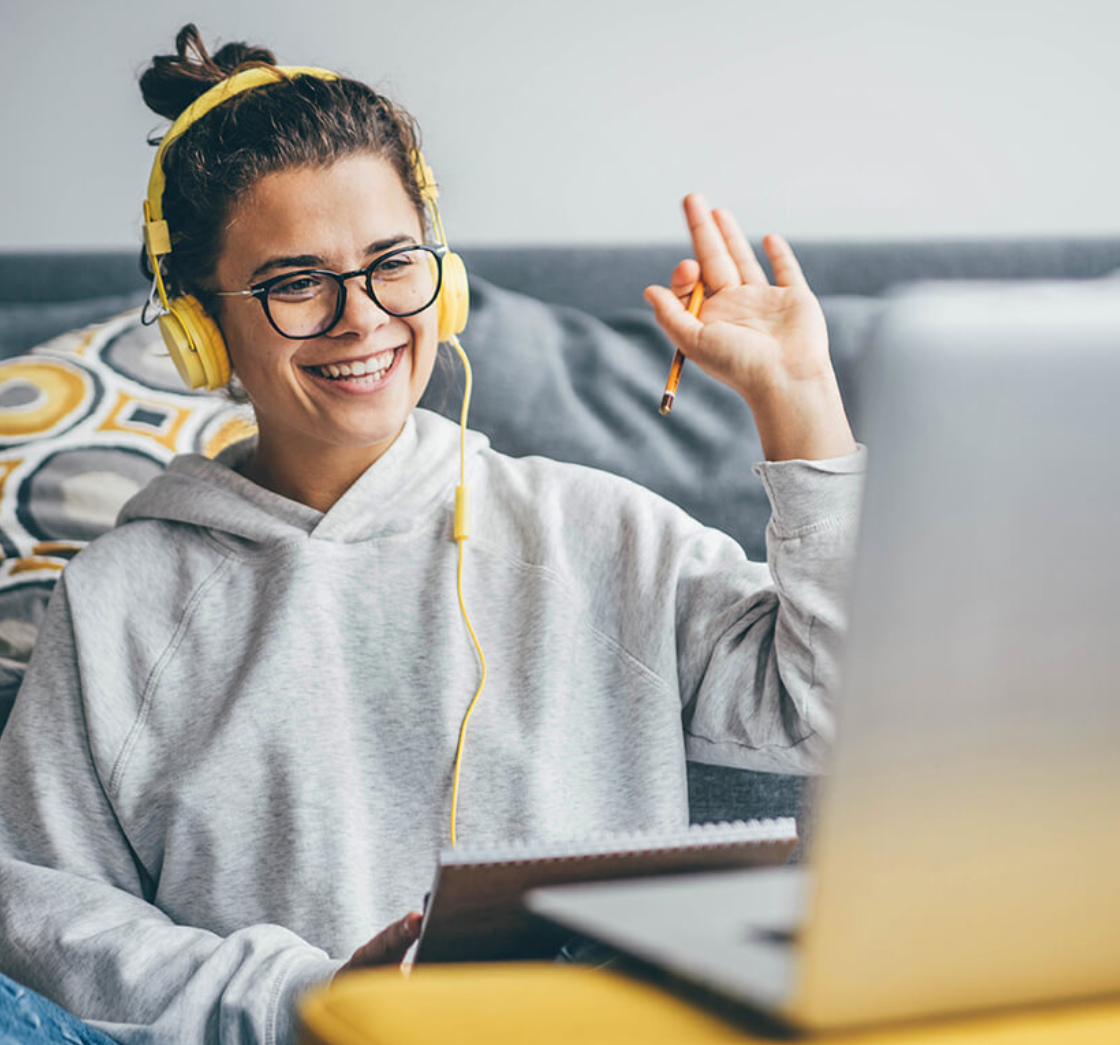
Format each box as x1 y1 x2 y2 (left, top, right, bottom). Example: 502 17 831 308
0 577 341 1045
674 446 866 775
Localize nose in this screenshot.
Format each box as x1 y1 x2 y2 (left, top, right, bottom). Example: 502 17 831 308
331 272 393 338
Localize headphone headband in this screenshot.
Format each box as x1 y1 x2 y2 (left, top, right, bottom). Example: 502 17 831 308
142 65 438 260
145 65 338 247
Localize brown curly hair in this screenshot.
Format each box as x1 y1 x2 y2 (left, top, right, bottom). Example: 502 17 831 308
139 24 428 309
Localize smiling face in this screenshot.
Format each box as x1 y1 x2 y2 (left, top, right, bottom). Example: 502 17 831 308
211 152 438 501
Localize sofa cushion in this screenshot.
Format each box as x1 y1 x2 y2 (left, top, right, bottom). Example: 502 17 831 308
0 309 253 731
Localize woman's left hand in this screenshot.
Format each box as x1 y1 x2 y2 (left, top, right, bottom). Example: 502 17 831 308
644 193 857 462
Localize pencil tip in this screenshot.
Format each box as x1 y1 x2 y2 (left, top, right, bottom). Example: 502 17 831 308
659 393 675 415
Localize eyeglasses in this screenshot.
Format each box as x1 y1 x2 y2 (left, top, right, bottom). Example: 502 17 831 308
214 243 447 339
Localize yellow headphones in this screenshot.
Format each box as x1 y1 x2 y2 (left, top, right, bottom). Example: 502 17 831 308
141 65 470 391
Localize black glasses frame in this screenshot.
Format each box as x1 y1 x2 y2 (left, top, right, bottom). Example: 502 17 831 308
215 242 447 340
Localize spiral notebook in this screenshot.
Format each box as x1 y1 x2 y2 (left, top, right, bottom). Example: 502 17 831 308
413 818 797 963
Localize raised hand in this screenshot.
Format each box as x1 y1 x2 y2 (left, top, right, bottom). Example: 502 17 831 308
644 194 856 462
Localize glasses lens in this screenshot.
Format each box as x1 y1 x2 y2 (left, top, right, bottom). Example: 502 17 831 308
266 272 339 338
370 247 440 316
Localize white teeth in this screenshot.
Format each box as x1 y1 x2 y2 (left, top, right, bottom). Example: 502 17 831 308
312 348 398 381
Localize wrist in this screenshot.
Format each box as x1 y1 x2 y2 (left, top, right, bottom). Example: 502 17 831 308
746 372 857 463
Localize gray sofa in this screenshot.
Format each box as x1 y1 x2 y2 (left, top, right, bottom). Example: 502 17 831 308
3 237 1120 843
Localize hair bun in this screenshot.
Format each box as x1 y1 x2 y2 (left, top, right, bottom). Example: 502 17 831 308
140 23 277 122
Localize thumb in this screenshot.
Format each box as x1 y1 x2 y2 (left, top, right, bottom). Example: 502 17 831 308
644 284 703 355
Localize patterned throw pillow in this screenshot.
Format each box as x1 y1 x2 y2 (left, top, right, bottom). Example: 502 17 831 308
0 308 255 728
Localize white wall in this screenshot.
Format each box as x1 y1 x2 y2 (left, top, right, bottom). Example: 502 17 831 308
2 0 1118 249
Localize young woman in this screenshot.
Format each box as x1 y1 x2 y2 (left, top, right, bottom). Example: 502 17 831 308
0 24 862 1045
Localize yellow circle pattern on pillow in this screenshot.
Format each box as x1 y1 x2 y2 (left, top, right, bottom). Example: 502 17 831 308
0 360 94 439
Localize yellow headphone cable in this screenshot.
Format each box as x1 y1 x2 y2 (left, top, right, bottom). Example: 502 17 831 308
447 333 487 848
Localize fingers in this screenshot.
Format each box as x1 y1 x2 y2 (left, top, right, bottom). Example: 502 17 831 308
373 912 422 963
343 912 423 972
681 191 809 292
714 209 768 285
764 233 809 289
683 193 740 293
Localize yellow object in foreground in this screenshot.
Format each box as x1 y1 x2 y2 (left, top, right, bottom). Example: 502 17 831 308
299 963 1120 1045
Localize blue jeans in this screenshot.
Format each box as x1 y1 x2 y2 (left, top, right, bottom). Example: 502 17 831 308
0 972 121 1045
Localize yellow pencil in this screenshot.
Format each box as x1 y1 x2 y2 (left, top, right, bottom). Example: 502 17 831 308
659 281 705 415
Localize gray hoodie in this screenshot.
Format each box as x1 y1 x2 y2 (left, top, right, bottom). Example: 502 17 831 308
0 408 864 1044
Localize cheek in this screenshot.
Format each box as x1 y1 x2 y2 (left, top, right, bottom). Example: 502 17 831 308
410 313 441 370
217 303 275 378
213 302 247 365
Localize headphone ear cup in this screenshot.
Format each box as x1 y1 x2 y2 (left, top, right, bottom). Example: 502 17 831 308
436 252 470 342
158 295 230 391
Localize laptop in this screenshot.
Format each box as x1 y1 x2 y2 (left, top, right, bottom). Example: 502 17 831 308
527 280 1120 1031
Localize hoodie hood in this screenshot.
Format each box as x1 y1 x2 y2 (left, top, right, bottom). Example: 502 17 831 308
118 409 489 544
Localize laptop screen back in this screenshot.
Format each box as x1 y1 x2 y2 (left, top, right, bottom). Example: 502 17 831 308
798 281 1120 1027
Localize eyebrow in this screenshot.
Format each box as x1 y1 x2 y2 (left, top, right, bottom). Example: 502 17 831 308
247 235 417 283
